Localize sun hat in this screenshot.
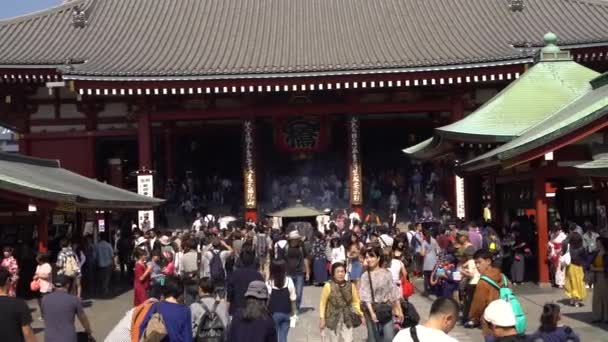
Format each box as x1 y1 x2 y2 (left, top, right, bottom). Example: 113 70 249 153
287 230 302 240
244 280 268 299
159 236 171 246
484 299 516 327
135 236 147 246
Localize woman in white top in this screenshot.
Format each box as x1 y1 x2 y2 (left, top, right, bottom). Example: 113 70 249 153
34 253 53 318
388 250 408 287
330 237 346 265
267 260 297 342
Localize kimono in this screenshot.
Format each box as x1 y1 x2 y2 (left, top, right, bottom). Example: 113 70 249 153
549 230 568 287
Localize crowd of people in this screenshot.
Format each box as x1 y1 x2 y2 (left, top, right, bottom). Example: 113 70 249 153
2 202 607 342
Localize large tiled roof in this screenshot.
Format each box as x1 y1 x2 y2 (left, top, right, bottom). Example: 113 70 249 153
460 74 608 171
1 0 608 80
0 152 164 209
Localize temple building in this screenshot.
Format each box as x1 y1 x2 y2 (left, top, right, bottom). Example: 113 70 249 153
1 0 608 234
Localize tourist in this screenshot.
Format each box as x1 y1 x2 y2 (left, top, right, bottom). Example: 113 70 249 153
466 249 504 335
460 246 480 325
312 231 329 285
203 237 233 297
388 249 408 289
485 228 503 266
148 251 164 299
527 303 580 342
267 260 297 342
564 232 587 307
145 229 162 255
509 230 527 286
117 230 133 280
226 249 263 316
95 233 115 296
583 223 599 288
347 235 364 285
430 257 458 299
590 237 608 323
71 239 86 298
421 229 440 296
468 222 483 251
162 251 176 276
190 277 229 340
393 297 459 342
160 235 174 256
483 299 525 342
227 280 277 342
548 221 567 288
284 230 311 312
139 276 192 341
378 226 394 249
330 235 346 265
104 298 158 342
1 246 19 297
359 245 403 342
0 268 37 342
33 253 53 318
319 262 364 342
42 275 93 342
55 239 79 292
133 248 151 307
180 238 200 306
254 226 272 278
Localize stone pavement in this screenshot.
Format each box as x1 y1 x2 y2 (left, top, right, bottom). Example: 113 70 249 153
28 280 608 341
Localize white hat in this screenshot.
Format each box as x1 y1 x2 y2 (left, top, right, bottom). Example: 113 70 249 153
287 230 302 240
135 236 147 246
483 299 516 327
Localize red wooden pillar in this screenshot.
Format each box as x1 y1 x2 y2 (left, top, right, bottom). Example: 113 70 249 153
37 210 49 253
243 119 258 220
164 125 175 180
138 112 152 170
86 133 96 178
348 116 364 213
534 177 550 284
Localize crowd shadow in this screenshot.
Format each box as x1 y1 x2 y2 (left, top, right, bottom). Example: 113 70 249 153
562 312 608 332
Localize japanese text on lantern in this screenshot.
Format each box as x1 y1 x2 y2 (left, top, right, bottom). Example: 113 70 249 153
243 120 256 209
349 117 362 205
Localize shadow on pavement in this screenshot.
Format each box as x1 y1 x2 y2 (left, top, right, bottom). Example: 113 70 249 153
563 312 608 332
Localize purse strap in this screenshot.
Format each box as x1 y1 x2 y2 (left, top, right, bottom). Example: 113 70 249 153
410 325 421 342
367 270 376 304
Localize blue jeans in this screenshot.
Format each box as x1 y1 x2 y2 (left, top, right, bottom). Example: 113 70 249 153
272 312 290 342
364 310 395 342
290 274 304 311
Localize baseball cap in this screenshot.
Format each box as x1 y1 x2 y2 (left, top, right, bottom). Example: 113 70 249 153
53 274 71 288
244 280 268 299
484 299 516 327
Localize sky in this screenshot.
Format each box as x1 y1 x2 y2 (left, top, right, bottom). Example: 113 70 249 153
0 0 62 19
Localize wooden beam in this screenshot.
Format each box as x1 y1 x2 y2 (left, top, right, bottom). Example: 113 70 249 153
23 129 137 140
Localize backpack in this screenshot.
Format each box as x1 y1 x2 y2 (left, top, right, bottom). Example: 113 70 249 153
481 274 527 334
209 251 226 282
256 234 269 258
274 242 287 260
131 301 155 342
140 303 167 342
195 300 225 342
63 254 80 277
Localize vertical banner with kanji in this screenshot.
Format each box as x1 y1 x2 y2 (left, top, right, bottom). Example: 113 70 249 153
243 119 257 209
455 175 466 219
137 173 154 230
348 116 363 206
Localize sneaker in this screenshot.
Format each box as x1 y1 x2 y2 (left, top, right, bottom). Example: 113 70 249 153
586 284 590 289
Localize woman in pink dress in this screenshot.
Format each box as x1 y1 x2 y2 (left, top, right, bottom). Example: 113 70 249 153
1 246 19 297
133 249 152 306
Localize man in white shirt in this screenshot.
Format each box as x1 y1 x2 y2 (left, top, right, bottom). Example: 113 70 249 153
394 297 459 342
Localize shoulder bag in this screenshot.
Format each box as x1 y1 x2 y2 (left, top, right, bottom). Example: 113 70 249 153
366 271 393 324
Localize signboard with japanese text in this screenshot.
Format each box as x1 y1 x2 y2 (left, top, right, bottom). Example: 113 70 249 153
455 175 466 218
137 173 154 230
243 120 257 209
348 117 363 205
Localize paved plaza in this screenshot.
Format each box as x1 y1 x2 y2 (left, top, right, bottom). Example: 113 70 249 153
28 279 608 341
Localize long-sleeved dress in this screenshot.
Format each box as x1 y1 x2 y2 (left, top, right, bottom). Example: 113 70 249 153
133 261 149 306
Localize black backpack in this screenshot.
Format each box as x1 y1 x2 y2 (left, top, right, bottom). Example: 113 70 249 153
209 251 226 282
195 300 225 342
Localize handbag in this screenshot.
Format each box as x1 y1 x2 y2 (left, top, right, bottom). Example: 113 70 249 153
401 276 414 298
366 271 393 324
337 283 362 328
30 279 40 292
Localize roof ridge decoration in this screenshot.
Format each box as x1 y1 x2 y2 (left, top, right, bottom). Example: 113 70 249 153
537 32 571 62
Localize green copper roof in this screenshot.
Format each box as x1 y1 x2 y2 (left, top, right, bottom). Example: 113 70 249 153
461 80 608 171
436 61 599 143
